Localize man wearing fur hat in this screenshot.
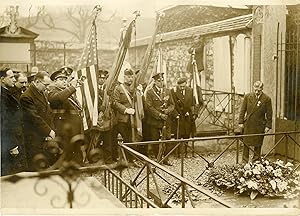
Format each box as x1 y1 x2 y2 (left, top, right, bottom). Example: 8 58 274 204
238 81 273 163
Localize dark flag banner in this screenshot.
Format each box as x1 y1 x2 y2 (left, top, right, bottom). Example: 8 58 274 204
136 13 163 86
102 16 136 118
75 8 100 130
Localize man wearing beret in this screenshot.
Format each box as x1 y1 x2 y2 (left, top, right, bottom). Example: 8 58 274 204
48 68 84 165
238 81 273 163
144 72 174 165
171 77 202 140
1 68 28 175
20 71 55 170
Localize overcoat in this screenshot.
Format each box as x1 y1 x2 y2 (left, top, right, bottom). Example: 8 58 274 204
48 85 83 138
238 92 272 146
171 86 196 138
1 86 27 175
144 86 174 139
113 83 133 124
20 84 53 166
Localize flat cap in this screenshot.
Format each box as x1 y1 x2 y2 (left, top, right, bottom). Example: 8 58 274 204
177 77 187 85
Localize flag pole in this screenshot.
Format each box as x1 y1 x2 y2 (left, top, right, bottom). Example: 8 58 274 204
130 10 141 142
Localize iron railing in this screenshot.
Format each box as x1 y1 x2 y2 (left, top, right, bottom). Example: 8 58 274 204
196 89 243 135
119 131 300 207
103 169 158 208
118 143 234 208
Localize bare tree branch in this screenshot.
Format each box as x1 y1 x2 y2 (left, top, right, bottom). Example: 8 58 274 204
25 6 45 29
99 10 117 23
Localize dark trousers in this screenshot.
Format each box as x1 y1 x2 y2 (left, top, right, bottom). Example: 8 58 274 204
115 122 136 162
101 128 118 162
243 145 262 162
147 126 161 157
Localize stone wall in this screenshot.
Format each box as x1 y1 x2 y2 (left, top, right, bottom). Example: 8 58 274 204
259 5 287 154
33 40 116 74
128 29 251 133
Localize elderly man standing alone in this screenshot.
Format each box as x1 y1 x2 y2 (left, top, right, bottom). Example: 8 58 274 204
238 81 272 163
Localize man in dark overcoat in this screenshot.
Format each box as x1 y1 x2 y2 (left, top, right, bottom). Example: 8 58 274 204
112 68 139 166
48 68 84 164
171 77 203 139
20 71 55 170
93 70 118 164
238 81 273 162
144 72 174 164
1 68 28 175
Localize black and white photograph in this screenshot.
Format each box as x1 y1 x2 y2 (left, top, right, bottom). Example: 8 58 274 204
0 0 300 215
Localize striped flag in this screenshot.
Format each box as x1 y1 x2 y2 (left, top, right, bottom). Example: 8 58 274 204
75 19 99 130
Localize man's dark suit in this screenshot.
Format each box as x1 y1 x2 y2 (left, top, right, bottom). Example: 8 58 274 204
20 84 54 170
1 87 27 175
171 86 201 139
238 92 272 161
48 85 83 163
144 85 174 156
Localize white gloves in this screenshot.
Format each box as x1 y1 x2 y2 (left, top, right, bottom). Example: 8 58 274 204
125 108 135 115
49 130 56 139
10 146 19 157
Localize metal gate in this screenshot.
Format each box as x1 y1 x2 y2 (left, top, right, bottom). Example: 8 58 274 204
275 13 300 161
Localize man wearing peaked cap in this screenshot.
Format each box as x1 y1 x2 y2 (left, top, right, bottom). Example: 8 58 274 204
144 71 174 165
98 69 109 79
48 66 85 166
59 66 73 76
50 69 68 81
152 72 164 80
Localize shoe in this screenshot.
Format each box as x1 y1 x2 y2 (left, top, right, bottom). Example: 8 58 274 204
162 160 172 166
130 160 141 168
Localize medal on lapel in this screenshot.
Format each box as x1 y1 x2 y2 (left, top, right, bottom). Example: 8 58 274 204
257 101 261 107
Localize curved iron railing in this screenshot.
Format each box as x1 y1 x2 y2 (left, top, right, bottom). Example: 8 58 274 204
119 131 300 207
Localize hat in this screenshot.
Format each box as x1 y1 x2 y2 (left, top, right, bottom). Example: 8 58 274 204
50 69 68 81
177 77 187 85
253 81 264 89
0 67 11 78
99 70 109 78
27 66 38 80
152 72 164 80
59 66 73 76
124 68 134 76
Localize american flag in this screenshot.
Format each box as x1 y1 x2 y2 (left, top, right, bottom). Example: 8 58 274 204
75 19 99 130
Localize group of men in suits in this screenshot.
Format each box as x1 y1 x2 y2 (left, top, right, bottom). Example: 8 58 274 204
93 69 204 167
0 66 84 175
1 63 273 175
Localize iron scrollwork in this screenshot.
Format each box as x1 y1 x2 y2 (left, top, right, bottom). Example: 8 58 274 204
3 129 104 208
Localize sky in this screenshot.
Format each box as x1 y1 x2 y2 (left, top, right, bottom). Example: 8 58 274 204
1 0 297 18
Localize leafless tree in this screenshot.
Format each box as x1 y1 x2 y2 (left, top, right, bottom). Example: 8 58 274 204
34 6 116 43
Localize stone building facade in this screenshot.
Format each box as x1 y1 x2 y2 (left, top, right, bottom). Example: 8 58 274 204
128 12 252 134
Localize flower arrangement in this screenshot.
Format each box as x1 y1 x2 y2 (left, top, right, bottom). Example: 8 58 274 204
203 159 300 200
